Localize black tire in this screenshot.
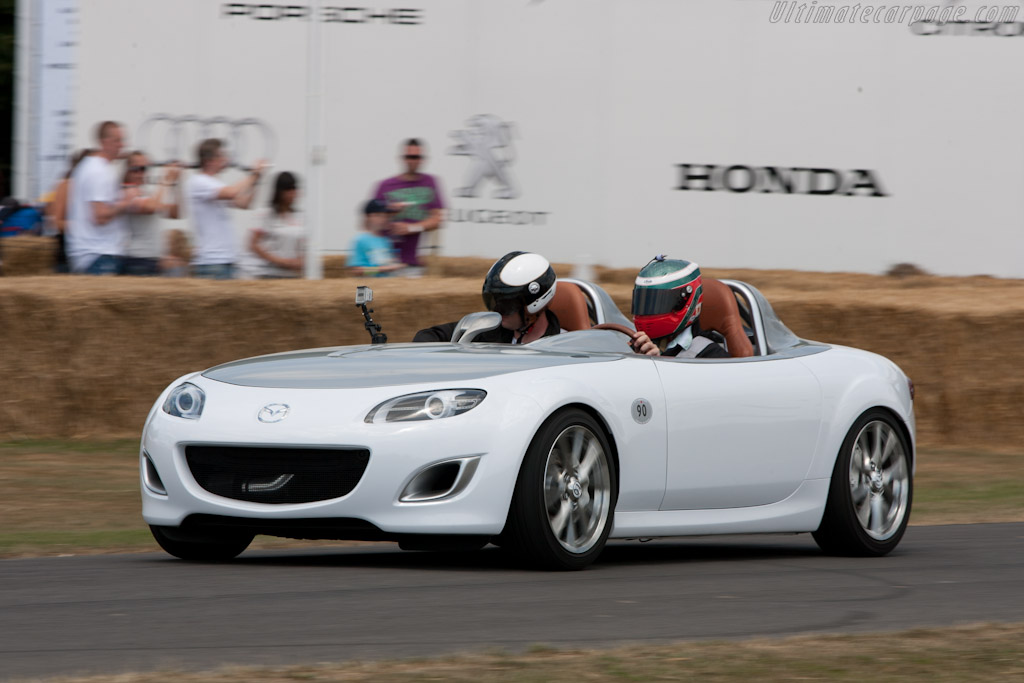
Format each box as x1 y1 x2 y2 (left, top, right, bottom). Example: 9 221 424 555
813 409 913 556
150 525 254 561
504 408 617 570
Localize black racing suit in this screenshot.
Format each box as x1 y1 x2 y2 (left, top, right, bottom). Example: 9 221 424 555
413 309 562 343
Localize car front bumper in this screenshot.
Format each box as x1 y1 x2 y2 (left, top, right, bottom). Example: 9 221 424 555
141 376 541 537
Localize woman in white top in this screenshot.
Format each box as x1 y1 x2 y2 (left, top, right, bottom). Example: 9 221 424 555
122 151 181 276
241 171 305 279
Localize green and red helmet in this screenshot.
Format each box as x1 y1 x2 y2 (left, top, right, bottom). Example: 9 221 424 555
631 256 703 341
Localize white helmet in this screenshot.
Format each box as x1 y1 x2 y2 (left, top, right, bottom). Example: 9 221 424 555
482 251 557 316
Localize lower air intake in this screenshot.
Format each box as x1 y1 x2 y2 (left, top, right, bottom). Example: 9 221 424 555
185 446 370 504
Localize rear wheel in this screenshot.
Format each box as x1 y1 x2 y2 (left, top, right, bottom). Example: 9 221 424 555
150 525 254 561
813 410 912 556
505 409 616 570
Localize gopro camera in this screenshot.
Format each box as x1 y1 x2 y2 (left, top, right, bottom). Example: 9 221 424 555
355 286 373 305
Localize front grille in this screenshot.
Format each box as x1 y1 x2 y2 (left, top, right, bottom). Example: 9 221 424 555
185 446 370 504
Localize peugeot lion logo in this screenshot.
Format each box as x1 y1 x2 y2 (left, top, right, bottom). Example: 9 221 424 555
258 403 290 423
448 114 519 199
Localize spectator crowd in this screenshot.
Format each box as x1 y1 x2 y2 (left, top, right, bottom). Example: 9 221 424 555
14 120 450 279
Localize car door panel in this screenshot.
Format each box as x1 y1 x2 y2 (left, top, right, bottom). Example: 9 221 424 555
655 357 823 510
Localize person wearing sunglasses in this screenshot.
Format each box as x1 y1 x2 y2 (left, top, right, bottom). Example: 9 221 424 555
629 255 729 359
370 138 446 276
413 251 562 344
121 151 182 276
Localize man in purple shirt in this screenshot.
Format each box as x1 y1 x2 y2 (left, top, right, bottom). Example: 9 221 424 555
372 138 446 271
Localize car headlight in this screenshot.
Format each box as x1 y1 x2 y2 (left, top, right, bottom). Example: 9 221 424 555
365 389 486 424
162 382 206 420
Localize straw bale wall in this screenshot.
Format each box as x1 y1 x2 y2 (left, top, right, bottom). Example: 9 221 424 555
1 236 58 276
1 269 1022 451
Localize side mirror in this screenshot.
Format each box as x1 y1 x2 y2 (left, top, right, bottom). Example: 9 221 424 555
451 312 501 344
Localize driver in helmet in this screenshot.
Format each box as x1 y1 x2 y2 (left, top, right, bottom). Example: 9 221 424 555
628 256 729 359
412 251 563 343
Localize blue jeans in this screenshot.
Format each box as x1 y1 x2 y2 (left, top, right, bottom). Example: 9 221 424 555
122 257 161 276
83 254 124 275
192 264 236 280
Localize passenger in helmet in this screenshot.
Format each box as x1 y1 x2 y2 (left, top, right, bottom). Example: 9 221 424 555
628 255 729 359
412 251 563 343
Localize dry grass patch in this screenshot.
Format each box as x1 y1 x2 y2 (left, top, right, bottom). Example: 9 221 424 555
21 623 1024 682
0 439 388 558
1 440 1022 558
913 448 1024 525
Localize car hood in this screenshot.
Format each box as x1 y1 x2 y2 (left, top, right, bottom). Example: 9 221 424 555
202 342 622 389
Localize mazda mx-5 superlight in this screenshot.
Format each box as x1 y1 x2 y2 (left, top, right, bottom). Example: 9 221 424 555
140 279 914 570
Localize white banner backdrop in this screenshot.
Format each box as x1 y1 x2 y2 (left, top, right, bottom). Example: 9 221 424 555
25 0 1024 276
14 0 79 201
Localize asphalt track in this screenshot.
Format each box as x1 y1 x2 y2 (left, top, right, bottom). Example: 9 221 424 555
2 523 1023 680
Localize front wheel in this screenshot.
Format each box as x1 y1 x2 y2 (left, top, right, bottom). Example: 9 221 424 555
813 410 913 556
150 525 254 561
504 409 617 570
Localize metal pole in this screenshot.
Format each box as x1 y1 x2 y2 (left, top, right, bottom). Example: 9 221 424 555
304 0 325 279
13 0 36 200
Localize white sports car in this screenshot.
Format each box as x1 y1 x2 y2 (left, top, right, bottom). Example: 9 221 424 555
140 279 914 569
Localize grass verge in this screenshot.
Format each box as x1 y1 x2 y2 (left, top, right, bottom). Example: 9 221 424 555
1 440 1022 558
19 623 1024 682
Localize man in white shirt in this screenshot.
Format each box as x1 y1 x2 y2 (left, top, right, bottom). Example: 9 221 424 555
67 121 132 274
187 138 267 279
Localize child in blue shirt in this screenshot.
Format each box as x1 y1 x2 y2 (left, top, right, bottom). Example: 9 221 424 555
347 199 405 277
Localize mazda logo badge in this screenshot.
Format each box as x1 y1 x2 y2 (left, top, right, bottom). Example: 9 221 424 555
258 403 290 423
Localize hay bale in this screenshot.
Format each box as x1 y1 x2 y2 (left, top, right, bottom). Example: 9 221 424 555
1 272 1023 449
0 276 484 439
323 254 347 278
573 279 1024 451
415 256 580 279
324 255 578 280
1 236 57 276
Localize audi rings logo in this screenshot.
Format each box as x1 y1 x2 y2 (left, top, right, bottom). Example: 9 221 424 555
137 114 276 170
257 403 290 423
